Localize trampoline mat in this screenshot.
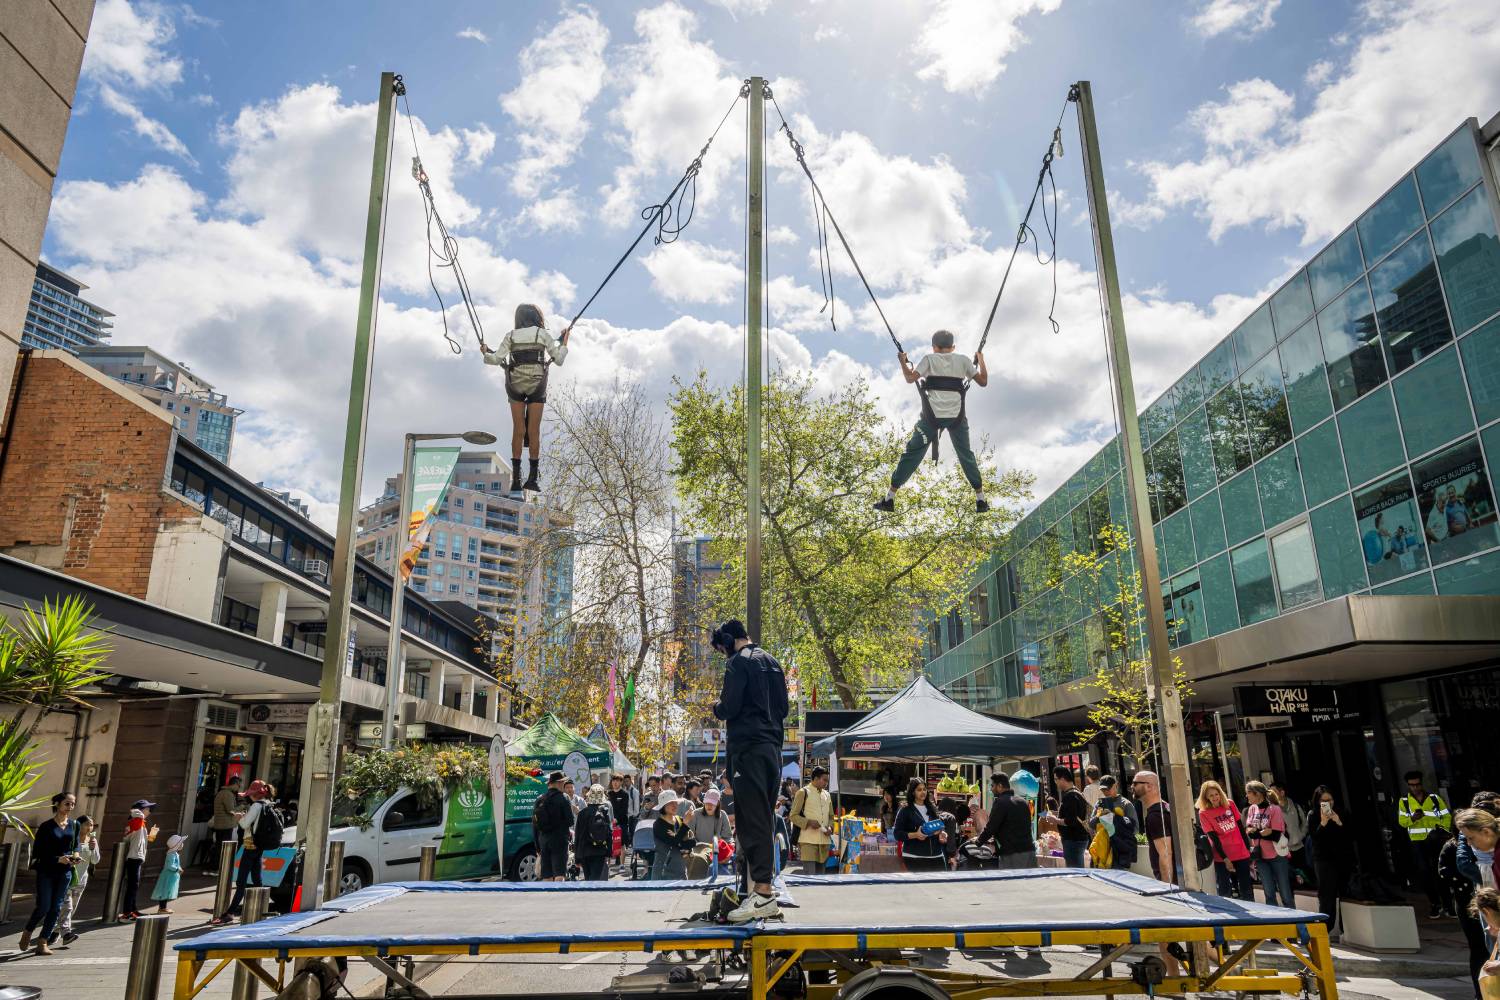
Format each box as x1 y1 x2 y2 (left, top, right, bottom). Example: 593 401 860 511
177 870 1326 953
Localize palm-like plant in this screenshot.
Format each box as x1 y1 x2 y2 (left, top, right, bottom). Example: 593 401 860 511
0 596 112 837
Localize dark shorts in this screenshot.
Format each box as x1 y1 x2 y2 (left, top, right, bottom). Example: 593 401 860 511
538 835 569 879
507 387 547 405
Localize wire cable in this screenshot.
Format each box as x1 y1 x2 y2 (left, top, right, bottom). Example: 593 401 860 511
395 75 487 355
567 86 750 331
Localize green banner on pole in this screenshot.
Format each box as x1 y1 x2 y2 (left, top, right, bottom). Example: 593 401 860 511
399 446 460 580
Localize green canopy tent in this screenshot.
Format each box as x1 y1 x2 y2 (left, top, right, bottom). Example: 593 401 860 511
504 713 612 822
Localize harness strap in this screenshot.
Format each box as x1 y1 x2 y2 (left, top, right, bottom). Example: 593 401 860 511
915 378 970 463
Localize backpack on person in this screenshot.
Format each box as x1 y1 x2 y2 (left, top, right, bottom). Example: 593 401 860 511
533 792 559 835
253 801 286 849
588 805 612 849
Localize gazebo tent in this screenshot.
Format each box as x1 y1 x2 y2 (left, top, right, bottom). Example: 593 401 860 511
504 714 613 822
809 676 1055 761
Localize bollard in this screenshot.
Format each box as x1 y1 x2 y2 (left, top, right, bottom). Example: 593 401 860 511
123 913 170 1000
102 839 130 924
230 886 271 1000
214 840 238 918
323 840 346 904
0 836 25 924
418 844 437 881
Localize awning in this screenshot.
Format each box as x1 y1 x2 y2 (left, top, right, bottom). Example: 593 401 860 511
810 676 1055 761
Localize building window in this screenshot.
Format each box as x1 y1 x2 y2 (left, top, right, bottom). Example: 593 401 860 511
1229 538 1277 626
1268 522 1321 610
1370 232 1451 375
450 583 460 593
1318 278 1385 409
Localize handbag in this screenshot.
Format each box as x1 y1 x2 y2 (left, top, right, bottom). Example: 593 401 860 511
1480 937 1500 1000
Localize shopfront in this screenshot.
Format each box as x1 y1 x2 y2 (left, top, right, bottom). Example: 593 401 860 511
1379 662 1500 813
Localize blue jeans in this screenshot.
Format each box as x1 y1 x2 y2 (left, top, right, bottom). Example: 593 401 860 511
26 867 73 940
1215 859 1254 899
1062 838 1088 869
1258 855 1294 908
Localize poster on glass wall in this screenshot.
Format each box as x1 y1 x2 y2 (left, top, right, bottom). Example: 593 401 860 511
1355 472 1429 585
1415 436 1499 565
1021 642 1043 695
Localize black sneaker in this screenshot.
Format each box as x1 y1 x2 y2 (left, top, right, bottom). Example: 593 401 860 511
976 498 990 514
873 497 895 513
1428 906 1442 919
61 933 78 945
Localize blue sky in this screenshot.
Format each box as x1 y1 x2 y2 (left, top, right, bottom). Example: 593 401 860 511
45 0 1500 525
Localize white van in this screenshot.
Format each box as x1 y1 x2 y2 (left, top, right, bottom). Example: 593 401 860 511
323 783 535 893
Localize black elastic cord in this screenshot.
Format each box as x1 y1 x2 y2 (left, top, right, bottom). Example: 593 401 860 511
567 86 749 331
768 93 904 356
396 77 486 355
974 87 1078 357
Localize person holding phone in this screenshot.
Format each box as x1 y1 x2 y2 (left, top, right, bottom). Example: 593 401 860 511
1309 786 1351 938
18 791 79 954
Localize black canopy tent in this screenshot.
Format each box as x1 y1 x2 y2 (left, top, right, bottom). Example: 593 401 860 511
810 676 1056 762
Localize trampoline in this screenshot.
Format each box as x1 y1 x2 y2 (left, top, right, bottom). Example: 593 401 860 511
171 869 1339 999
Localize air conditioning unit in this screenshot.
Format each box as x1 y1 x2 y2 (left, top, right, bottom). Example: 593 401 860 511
206 703 241 730
302 559 329 580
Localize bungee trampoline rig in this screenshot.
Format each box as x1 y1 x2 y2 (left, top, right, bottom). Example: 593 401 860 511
172 870 1339 1000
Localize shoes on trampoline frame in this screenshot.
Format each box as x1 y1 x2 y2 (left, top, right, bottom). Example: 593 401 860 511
726 891 780 924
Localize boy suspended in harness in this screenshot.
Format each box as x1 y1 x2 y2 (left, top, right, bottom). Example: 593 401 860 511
875 330 990 514
481 303 570 494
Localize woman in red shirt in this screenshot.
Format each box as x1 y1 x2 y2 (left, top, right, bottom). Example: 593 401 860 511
1197 780 1253 900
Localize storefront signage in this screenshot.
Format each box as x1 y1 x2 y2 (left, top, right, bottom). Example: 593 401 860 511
246 703 311 727
356 720 386 746
851 740 881 752
1233 684 1358 730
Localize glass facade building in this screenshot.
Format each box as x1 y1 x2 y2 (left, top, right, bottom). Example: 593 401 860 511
21 262 112 353
922 119 1500 715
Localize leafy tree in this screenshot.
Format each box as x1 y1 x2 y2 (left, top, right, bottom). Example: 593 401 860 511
1052 523 1192 771
0 596 112 833
672 370 1029 708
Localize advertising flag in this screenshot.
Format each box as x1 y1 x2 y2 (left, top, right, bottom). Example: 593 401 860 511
399 446 461 581
605 658 618 721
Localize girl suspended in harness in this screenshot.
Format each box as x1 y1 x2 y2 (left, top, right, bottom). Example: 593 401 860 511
482 304 570 494
875 330 990 514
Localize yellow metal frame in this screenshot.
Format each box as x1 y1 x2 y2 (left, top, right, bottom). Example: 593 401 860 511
172 922 1338 1000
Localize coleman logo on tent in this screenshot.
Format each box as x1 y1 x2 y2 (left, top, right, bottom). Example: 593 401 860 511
851 740 881 752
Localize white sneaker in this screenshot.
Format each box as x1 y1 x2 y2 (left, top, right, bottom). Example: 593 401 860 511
726 891 780 924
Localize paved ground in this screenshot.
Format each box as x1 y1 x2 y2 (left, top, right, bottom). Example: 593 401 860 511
0 864 1479 999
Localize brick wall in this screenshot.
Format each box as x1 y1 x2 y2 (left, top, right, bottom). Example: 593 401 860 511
98 699 197 881
0 351 201 597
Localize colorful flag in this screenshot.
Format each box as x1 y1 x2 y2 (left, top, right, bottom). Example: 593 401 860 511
605 658 618 721
623 675 636 724
398 446 461 581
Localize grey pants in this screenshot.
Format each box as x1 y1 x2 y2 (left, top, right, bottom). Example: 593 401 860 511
998 850 1038 870
892 417 981 491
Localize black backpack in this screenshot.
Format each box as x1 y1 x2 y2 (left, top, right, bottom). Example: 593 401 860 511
254 802 286 849
533 792 557 834
588 806 611 848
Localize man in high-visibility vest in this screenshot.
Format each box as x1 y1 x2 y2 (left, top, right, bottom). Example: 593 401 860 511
1397 770 1454 918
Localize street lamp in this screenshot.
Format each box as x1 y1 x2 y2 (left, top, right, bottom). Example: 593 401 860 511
383 430 497 748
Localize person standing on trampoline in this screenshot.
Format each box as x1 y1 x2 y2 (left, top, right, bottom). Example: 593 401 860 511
481 304 570 495
710 619 788 923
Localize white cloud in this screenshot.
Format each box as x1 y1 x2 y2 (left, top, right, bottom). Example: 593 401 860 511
768 225 799 246
457 26 490 43
640 240 741 305
1188 0 1280 39
500 7 609 211
97 83 196 164
459 125 497 168
912 0 1062 96
708 0 771 15
599 4 747 225
83 0 184 89
1303 59 1335 87
812 24 843 42
1132 0 1500 244
520 190 587 232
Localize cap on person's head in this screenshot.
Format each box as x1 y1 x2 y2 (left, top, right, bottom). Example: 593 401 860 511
704 788 722 806
248 779 271 798
587 784 608 805
810 765 829 780
547 770 567 786
931 329 956 349
132 798 156 811
656 789 680 810
1100 774 1118 790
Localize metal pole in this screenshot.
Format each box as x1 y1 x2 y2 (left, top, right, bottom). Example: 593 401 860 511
299 70 400 914
231 887 271 1000
323 839 346 904
419 844 437 881
214 839 237 919
1072 80 1202 896
102 838 128 923
1213 710 1235 801
745 75 765 639
383 433 416 748
123 913 170 1000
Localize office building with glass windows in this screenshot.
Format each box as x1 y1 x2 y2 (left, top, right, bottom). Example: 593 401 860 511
21 262 113 354
75 345 242 462
921 114 1500 869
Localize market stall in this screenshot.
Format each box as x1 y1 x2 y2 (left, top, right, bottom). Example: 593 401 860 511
809 677 1055 872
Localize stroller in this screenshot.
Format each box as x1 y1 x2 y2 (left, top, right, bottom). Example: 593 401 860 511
629 818 656 880
956 837 1000 871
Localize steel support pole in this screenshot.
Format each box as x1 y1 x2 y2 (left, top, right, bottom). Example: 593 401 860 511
382 433 416 748
102 838 128 923
1072 80 1202 896
123 913 170 1000
298 70 400 914
419 844 437 881
231 887 271 1000
745 76 765 639
213 840 237 919
323 839 346 904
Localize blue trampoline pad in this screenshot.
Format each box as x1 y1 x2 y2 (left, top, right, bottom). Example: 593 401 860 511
176 869 1327 955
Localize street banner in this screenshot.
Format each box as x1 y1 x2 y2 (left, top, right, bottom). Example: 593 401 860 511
398 446 461 581
488 734 507 873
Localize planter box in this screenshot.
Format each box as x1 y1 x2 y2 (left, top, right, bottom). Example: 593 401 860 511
1340 900 1420 952
1129 855 1158 879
